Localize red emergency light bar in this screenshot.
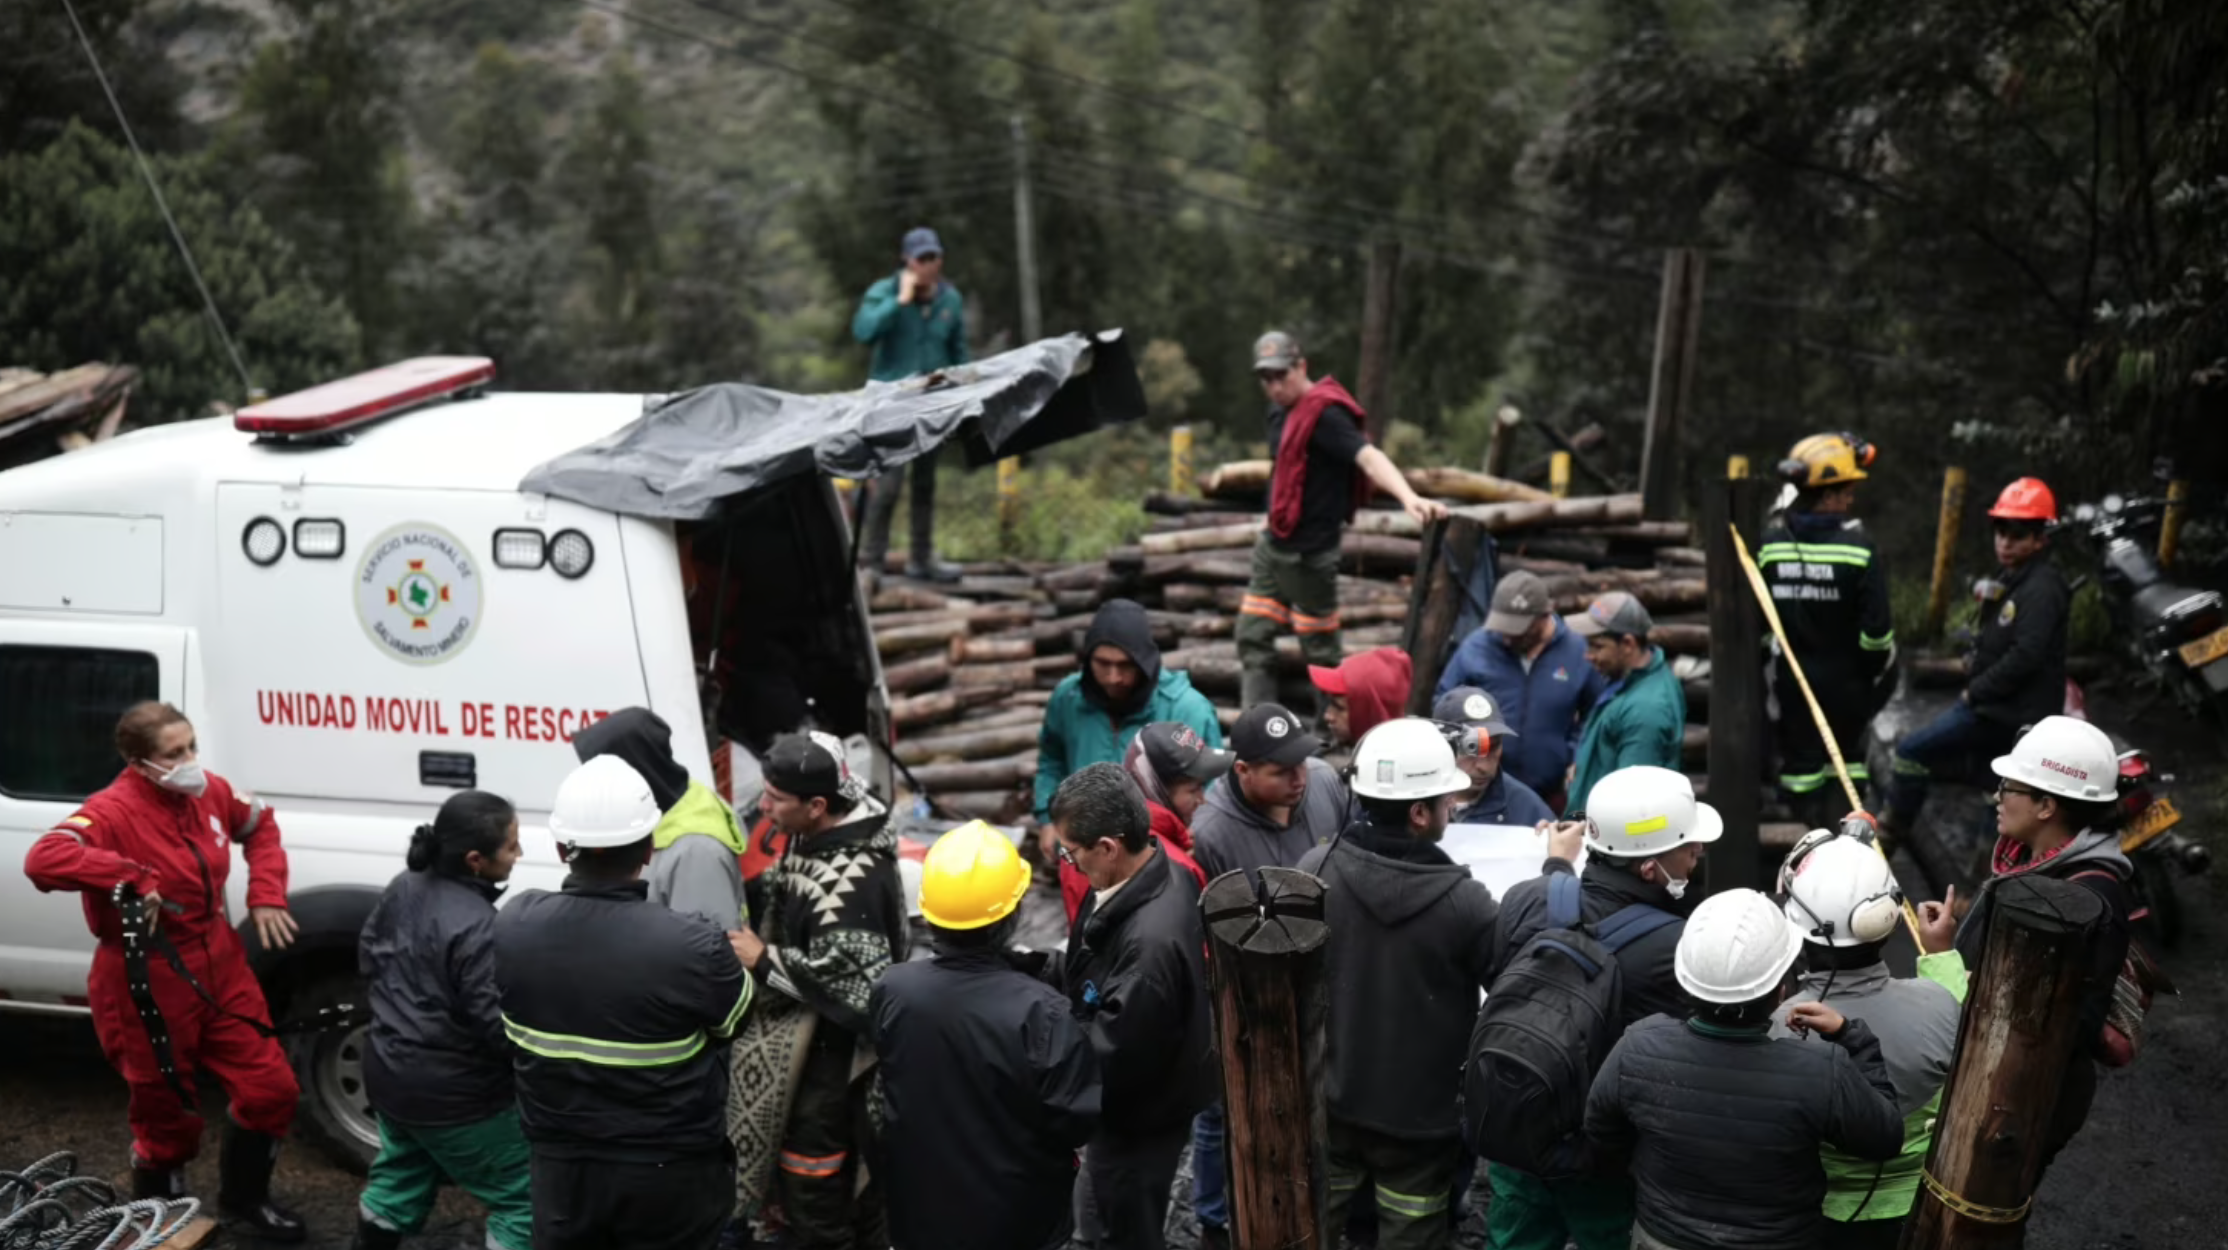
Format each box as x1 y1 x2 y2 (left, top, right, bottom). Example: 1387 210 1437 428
234 356 495 438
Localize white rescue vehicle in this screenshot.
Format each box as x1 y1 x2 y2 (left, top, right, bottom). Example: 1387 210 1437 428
0 358 891 1165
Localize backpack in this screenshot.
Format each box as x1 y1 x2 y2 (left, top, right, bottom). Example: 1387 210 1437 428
2071 869 2176 1068
1461 874 1678 1178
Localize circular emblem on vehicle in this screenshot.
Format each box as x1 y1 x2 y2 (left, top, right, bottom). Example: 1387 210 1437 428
1266 716 1290 738
1464 694 1492 721
355 522 483 666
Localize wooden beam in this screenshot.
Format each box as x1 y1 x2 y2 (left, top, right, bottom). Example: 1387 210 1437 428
1704 473 1766 891
1639 249 1707 521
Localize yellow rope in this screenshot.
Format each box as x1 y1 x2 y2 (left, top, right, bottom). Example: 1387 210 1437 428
1922 1169 2033 1225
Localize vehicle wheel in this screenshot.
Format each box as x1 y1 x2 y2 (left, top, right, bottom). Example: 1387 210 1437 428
286 970 380 1172
2132 853 2184 949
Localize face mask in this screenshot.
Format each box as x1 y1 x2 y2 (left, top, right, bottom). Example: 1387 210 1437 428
144 759 207 797
1661 873 1691 902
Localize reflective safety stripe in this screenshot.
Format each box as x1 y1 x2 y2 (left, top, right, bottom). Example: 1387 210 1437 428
711 974 753 1041
1374 1184 1449 1219
1757 542 1874 567
1859 630 1896 652
1292 609 1341 635
501 1015 706 1067
43 827 87 845
1327 1172 1365 1194
234 796 267 841
1240 595 1292 623
1781 764 1870 793
780 1149 845 1178
1892 755 1931 777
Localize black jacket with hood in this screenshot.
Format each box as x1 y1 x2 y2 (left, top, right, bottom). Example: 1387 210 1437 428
1492 855 1695 1030
873 944 1101 1250
360 867 513 1127
1045 844 1216 1138
1298 821 1499 1139
1965 557 2070 729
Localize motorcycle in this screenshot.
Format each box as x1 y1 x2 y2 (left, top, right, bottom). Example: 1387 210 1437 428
2066 494 2228 733
2111 744 2209 949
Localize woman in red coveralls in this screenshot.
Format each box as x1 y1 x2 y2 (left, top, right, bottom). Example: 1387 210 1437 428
23 702 307 1240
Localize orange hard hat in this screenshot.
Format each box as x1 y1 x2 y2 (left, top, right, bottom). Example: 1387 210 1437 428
1988 477 2058 522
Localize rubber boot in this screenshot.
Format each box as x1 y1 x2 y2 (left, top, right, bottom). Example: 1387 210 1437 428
217 1124 308 1243
902 463 962 583
351 1216 405 1250
131 1163 186 1201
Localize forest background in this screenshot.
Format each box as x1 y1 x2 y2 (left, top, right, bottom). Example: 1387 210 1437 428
4 0 2224 587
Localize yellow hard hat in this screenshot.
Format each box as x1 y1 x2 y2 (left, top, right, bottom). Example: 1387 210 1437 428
918 821 1031 930
1779 432 1875 488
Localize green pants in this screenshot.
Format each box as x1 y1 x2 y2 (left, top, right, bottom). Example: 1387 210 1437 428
1326 1121 1460 1250
360 1110 534 1250
1483 1163 1633 1250
1236 537 1344 708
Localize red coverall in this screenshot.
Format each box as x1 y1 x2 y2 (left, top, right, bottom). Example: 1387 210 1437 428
23 766 298 1167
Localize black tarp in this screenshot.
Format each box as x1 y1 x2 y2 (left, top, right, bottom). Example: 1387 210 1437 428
519 330 1145 520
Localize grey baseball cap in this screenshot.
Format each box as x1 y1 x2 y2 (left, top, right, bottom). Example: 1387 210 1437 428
1433 686 1518 740
901 226 943 260
1566 590 1655 639
1252 331 1301 374
1486 570 1553 635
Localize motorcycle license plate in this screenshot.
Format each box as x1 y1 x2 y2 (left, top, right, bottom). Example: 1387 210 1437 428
2122 796 2181 854
2177 625 2228 669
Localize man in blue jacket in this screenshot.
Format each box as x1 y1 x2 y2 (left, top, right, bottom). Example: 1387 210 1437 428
852 226 969 582
1435 570 1604 812
1034 599 1223 823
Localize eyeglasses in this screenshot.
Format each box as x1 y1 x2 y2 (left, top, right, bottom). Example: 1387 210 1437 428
1994 779 2043 801
1054 842 1085 870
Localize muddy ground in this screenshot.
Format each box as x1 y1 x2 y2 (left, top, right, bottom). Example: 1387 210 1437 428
4 677 2221 1250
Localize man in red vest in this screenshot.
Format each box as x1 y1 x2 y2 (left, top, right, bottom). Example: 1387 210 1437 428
1238 330 1447 710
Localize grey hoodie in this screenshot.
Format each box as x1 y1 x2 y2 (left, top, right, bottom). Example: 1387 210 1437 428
1189 757 1350 882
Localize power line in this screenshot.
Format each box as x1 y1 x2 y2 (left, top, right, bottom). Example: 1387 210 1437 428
60 0 256 399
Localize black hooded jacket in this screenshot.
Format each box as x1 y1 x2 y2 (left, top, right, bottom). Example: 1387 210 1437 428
1080 598 1162 717
360 868 513 1127
1299 822 1499 1139
573 707 692 811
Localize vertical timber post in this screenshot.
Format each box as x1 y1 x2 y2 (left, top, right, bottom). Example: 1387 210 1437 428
1924 468 1968 640
1705 471 1765 891
1549 452 1572 499
1358 240 1402 446
1202 866 1331 1250
1003 113 1043 556
1902 876 2104 1249
1171 425 1196 497
1640 248 1707 521
1483 404 1521 478
2160 478 2189 568
1401 515 1488 715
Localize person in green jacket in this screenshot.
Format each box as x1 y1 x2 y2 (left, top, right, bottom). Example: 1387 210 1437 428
852 225 970 583
571 707 748 928
1034 599 1224 823
1563 592 1687 816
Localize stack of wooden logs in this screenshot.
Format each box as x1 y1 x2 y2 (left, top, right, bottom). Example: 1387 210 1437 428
873 463 1726 825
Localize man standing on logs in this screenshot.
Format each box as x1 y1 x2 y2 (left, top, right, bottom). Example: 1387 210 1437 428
1436 570 1605 814
1035 598 1224 827
1300 719 1499 1250
1238 330 1447 710
1042 764 1215 1250
852 225 969 583
1760 434 1894 829
1563 593 1687 818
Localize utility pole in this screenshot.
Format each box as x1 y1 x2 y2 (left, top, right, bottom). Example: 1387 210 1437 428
1357 240 1402 445
1639 248 1707 521
1004 113 1040 553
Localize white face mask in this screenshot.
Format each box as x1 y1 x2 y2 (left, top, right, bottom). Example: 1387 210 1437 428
1662 874 1690 901
145 759 207 797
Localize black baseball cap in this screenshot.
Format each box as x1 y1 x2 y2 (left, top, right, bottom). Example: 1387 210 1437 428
1432 686 1518 741
1230 703 1319 767
764 730 866 803
1139 722 1236 783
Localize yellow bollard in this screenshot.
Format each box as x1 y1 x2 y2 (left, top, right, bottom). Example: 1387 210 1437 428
1549 452 1571 499
1170 426 1195 497
1925 467 1968 639
1727 455 1749 480
997 456 1021 554
2161 479 2189 568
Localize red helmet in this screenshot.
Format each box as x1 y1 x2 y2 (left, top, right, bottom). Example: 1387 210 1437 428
1988 477 2057 522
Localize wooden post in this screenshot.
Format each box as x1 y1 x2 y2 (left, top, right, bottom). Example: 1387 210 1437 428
1549 452 1572 499
1358 240 1402 445
2160 478 2189 567
1924 468 1968 639
1201 866 1331 1250
1171 425 1196 497
1704 472 1765 891
997 454 1021 554
1903 876 2105 1249
1640 249 1707 521
1727 454 1749 479
1484 404 1522 478
1401 515 1489 715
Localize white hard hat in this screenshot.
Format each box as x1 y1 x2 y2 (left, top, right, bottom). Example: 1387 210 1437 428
1991 715 2119 802
548 755 662 849
1351 717 1469 802
1583 766 1723 858
1675 888 1805 1004
1780 836 1903 947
